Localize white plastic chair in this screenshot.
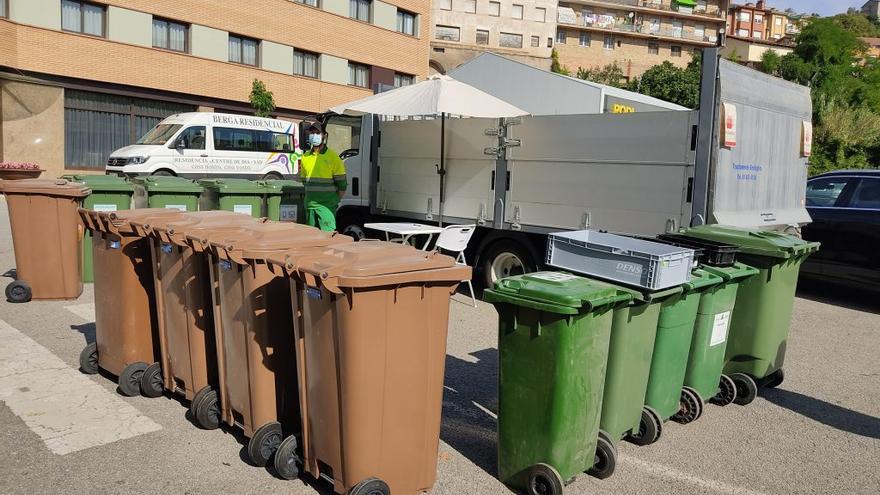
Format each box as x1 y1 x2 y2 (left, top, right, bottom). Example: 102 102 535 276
435 224 477 307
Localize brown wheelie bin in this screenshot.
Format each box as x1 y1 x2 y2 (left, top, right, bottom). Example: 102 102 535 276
1 179 90 303
202 222 352 467
269 241 470 495
126 212 267 423
78 208 187 397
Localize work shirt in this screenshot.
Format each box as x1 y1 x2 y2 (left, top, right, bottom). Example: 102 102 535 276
297 147 347 209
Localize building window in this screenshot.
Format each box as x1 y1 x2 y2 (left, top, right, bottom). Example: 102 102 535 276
694 24 705 40
547 37 552 48
64 89 194 169
435 25 460 42
293 0 318 6
739 11 751 22
671 45 682 57
394 73 414 87
556 29 566 44
293 49 318 78
476 29 489 45
152 18 188 53
440 0 451 10
536 7 546 22
775 17 782 26
530 35 540 47
672 20 683 38
397 9 415 35
499 32 523 48
1 0 7 18
61 1 105 37
696 0 707 12
754 14 763 24
489 1 500 17
579 32 590 47
753 31 762 39
512 4 523 19
603 34 614 49
737 29 749 37
349 0 371 22
648 42 659 54
349 62 370 88
464 0 476 14
228 34 259 66
649 18 660 33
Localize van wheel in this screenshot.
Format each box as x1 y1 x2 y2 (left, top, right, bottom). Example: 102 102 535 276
262 172 283 181
151 170 175 177
480 239 537 289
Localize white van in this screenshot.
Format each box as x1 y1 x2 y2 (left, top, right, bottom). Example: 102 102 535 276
105 112 300 179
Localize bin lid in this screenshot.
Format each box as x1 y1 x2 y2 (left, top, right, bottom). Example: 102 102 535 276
60 174 135 192
210 223 351 262
130 176 203 193
682 269 724 292
699 262 759 282
197 178 268 193
680 225 820 259
288 241 471 290
261 179 305 193
483 271 633 315
0 179 90 197
80 207 186 235
129 210 264 243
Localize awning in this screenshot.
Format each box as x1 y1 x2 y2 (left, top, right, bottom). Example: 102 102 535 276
676 0 698 7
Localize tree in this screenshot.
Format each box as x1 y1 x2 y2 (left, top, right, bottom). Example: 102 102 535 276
249 79 276 117
725 49 742 63
810 98 880 175
550 49 570 76
627 60 701 109
576 62 626 88
777 52 816 85
758 49 782 76
830 12 880 37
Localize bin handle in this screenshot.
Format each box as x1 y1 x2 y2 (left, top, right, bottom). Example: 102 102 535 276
78 209 97 232
77 222 84 241
224 245 247 266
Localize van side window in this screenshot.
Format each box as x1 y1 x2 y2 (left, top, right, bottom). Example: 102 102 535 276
175 126 206 150
214 127 255 151
273 133 293 152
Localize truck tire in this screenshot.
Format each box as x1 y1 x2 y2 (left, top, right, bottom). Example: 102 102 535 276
151 169 175 177
479 238 537 289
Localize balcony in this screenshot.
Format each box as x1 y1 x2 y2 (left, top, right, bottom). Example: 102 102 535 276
558 10 717 45
561 0 726 22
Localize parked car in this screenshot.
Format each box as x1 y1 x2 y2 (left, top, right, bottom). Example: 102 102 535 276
801 170 880 290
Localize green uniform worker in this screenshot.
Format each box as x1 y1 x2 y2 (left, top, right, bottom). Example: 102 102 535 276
297 122 347 231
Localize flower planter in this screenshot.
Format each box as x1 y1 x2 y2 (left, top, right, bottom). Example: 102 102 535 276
0 169 44 180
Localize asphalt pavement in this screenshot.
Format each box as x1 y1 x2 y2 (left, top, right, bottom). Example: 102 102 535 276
0 198 878 495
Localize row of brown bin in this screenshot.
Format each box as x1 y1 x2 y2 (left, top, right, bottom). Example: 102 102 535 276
76 207 470 495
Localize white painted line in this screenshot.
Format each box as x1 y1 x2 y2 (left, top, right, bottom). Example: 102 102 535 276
64 303 96 322
0 318 161 455
619 454 771 495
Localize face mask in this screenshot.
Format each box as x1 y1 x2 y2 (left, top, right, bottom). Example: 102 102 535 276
308 134 323 147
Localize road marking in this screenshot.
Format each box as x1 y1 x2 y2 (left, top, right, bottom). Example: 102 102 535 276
65 303 95 322
0 318 161 455
619 454 771 495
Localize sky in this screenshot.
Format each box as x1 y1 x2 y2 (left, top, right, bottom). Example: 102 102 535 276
766 0 866 17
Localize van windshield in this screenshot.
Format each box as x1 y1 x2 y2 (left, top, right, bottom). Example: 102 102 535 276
137 124 183 145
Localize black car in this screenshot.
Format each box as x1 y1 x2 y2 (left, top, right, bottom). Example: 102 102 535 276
801 170 880 290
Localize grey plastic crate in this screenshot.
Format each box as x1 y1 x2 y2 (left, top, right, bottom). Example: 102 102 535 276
547 230 695 290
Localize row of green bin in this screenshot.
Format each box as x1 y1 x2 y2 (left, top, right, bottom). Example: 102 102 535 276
60 175 305 282
485 225 819 495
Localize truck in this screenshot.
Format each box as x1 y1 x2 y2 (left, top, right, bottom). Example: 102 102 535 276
320 48 814 288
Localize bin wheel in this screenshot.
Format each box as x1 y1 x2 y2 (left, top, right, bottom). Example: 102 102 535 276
711 374 737 406
731 373 758 405
247 421 283 467
118 362 148 397
764 369 785 389
525 463 564 495
348 478 391 495
586 430 617 480
273 435 302 480
673 387 703 424
5 280 32 303
626 406 663 446
139 362 164 398
79 342 99 375
190 386 220 430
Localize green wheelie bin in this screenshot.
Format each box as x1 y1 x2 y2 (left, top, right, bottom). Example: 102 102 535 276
679 225 820 394
595 283 681 475
484 272 632 495
131 176 202 211
198 178 267 217
262 179 305 223
61 174 135 283
639 269 723 438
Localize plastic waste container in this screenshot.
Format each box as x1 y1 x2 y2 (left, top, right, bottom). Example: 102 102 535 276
62 174 135 283
126 211 266 421
0 179 90 303
131 176 202 211
198 178 267 217
77 208 187 396
483 272 632 495
593 283 681 477
205 223 352 467
268 241 470 495
263 179 306 223
679 226 820 392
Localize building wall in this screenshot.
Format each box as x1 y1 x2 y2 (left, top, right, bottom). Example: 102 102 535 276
556 32 694 80
863 0 880 18
0 80 65 178
720 35 792 64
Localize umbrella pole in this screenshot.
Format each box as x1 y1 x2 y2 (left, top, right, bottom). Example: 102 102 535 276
439 111 446 227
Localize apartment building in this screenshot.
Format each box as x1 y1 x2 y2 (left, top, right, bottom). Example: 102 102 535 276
430 0 558 73
0 0 430 178
554 0 728 81
727 2 799 42
863 0 880 19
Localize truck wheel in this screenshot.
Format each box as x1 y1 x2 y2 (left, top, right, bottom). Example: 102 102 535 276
480 239 536 288
262 172 282 181
151 170 175 177
340 222 367 241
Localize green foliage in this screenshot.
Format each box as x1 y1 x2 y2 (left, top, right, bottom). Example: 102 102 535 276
758 50 782 76
777 53 816 85
249 79 276 118
626 60 701 109
550 49 571 76
576 62 626 88
725 49 742 63
829 13 880 37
